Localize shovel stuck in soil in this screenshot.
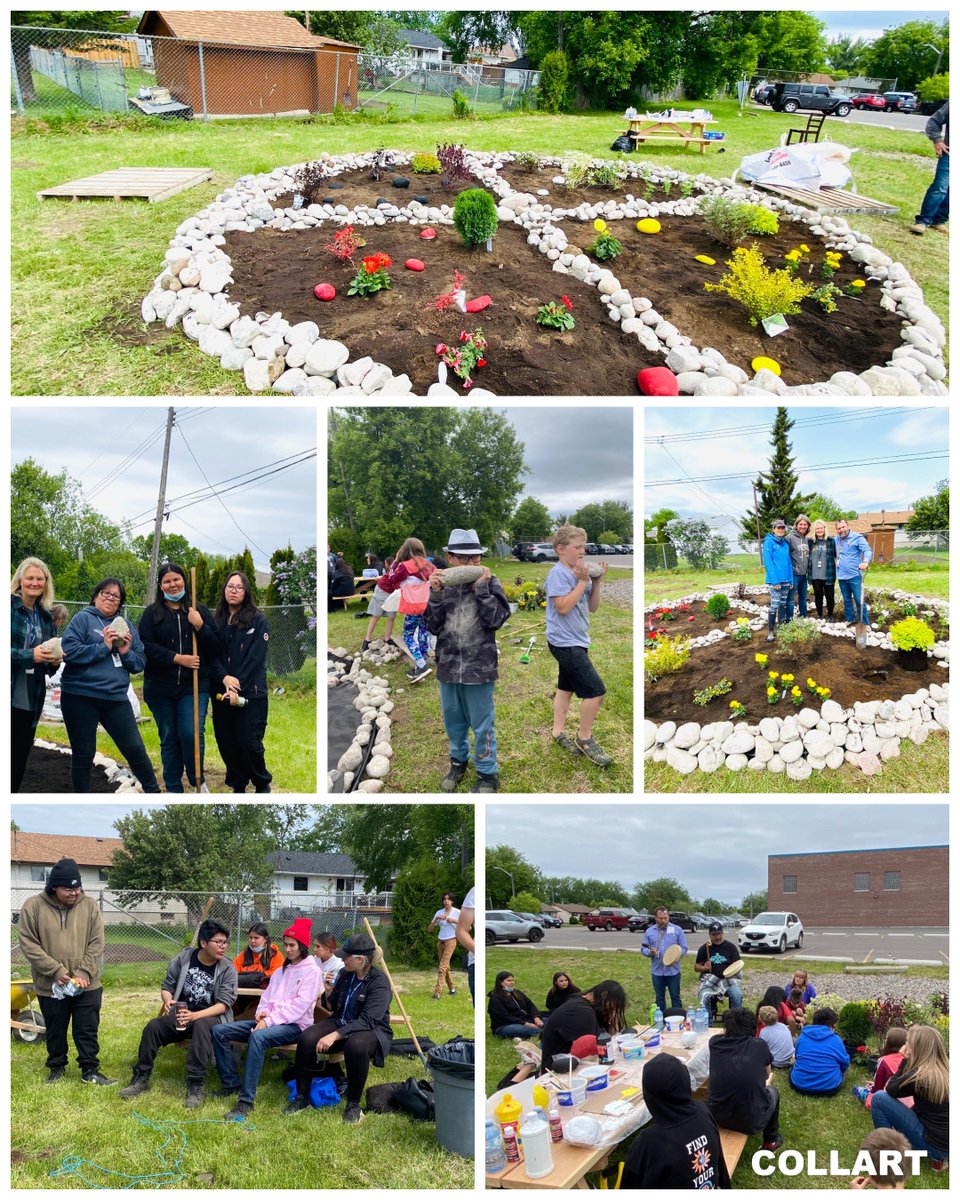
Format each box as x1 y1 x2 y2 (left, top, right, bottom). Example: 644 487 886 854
854 584 870 651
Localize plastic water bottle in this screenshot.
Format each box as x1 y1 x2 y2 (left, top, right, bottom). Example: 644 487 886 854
653 1005 664 1031
649 1001 658 1026
685 1007 696 1032
696 1004 709 1034
486 1118 507 1174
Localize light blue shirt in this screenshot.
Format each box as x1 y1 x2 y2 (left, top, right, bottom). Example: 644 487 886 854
641 923 688 976
545 562 592 648
834 531 873 581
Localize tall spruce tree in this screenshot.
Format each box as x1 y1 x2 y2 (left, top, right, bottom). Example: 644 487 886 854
739 408 816 548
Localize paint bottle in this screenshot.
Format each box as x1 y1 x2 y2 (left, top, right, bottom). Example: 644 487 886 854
548 1104 563 1143
597 1032 611 1063
495 1092 523 1142
502 1124 520 1164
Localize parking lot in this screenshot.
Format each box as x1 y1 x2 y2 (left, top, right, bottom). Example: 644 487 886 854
493 923 948 966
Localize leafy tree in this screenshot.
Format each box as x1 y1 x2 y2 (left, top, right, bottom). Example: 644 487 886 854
741 889 768 916
644 508 679 543
288 9 404 52
537 50 571 113
632 876 694 913
434 10 517 63
130 532 197 566
390 855 470 967
751 11 828 73
540 876 630 906
825 34 870 76
570 502 632 543
446 408 528 552
597 530 622 547
859 20 949 93
11 818 22 832
192 552 212 606
510 890 545 915
666 518 728 570
700 897 729 915
906 480 949 542
738 408 817 549
917 72 949 104
805 493 858 523
11 11 136 105
487 844 543 907
511 496 553 541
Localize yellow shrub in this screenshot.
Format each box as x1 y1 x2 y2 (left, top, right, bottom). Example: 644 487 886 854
704 243 815 326
645 634 692 682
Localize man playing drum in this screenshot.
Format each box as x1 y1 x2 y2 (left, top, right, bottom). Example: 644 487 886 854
641 906 687 1011
694 921 744 1022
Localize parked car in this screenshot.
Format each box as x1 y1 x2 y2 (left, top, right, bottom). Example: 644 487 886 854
485 910 545 945
585 907 634 931
598 543 616 555
525 542 559 563
667 911 698 932
628 912 654 932
851 93 887 110
512 541 536 561
585 542 600 556
516 911 551 929
754 82 777 105
739 911 804 953
770 82 852 117
883 91 917 113
541 914 563 928
622 544 633 554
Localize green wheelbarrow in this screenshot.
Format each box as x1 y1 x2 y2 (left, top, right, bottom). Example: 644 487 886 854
11 979 46 1043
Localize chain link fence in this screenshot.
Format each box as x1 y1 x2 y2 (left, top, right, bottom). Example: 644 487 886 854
46 602 314 679
12 26 539 121
11 888 394 973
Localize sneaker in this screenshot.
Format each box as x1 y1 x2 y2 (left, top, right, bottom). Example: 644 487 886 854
361 639 371 651
553 732 583 757
432 994 441 1001
470 772 501 793
342 1102 365 1125
120 1069 151 1098
283 1094 310 1116
448 989 457 996
762 1134 784 1152
81 1070 117 1086
224 1100 253 1121
852 1085 870 1104
910 222 928 235
930 223 947 232
576 736 613 767
407 663 432 684
440 759 469 792
46 1067 66 1084
930 1160 947 1172
184 1079 206 1109
766 631 774 642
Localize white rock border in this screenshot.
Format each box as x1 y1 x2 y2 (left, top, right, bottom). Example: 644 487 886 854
34 737 144 792
142 149 947 397
644 587 949 778
327 647 396 793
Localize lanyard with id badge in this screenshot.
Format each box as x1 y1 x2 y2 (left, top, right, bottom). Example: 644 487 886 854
23 607 42 677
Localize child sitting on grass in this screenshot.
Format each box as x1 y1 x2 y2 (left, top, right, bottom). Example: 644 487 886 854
758 1004 795 1068
545 524 611 766
849 1128 912 1189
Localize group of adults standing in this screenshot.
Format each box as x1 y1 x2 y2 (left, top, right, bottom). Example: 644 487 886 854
763 515 873 640
11 557 272 793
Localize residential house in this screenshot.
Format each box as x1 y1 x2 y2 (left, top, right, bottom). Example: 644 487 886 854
394 28 451 67
542 903 593 925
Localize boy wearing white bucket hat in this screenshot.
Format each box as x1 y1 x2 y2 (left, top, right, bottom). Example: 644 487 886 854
425 528 510 792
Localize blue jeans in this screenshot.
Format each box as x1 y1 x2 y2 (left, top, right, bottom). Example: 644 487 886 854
792 574 808 617
468 962 475 1006
149 692 209 791
652 972 682 1011
439 681 497 775
838 575 866 623
212 1019 302 1106
493 1023 541 1040
768 583 791 625
872 1089 948 1160
917 152 949 227
696 978 743 1011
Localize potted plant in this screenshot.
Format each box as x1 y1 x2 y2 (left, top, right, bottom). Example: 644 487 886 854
888 616 935 671
837 1001 874 1058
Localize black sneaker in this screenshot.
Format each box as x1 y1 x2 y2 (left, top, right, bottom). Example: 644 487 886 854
283 1094 310 1116
470 772 501 793
342 1102 365 1124
81 1070 117 1086
361 639 371 651
46 1067 66 1084
224 1100 253 1121
408 663 432 683
440 759 468 792
762 1134 784 1152
184 1079 206 1109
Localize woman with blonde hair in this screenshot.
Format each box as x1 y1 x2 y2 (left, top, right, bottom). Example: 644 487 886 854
11 557 60 790
871 1025 949 1170
808 521 838 621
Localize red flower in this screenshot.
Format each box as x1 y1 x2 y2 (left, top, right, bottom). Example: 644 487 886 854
436 343 447 355
459 331 469 342
377 253 392 270
561 294 573 310
477 358 486 368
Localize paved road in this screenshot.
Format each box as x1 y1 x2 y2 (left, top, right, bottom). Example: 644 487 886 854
494 925 948 966
750 104 929 135
510 555 634 569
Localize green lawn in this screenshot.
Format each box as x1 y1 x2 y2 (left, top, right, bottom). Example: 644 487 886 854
36 682 316 793
329 558 633 793
11 966 474 1190
11 100 947 395
485 949 949 1190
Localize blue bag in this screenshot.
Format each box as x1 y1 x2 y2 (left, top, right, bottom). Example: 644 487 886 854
286 1077 342 1108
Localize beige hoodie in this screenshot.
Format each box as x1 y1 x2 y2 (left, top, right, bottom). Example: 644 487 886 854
17 891 104 996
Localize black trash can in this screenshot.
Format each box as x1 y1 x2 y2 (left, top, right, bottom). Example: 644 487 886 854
427 1039 474 1158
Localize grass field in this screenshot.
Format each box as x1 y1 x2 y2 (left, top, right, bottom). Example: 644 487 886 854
328 559 633 793
485 949 949 1190
11 965 474 1190
35 682 316 793
11 99 947 395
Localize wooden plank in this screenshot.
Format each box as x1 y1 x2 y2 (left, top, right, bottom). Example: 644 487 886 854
38 167 213 203
753 180 898 215
720 1128 749 1176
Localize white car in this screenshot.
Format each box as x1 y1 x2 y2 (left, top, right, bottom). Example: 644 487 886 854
738 911 804 954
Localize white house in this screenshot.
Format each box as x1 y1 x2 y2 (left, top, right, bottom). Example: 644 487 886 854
394 28 451 66
265 850 365 904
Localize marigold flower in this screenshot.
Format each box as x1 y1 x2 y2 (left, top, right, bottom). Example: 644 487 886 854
768 670 779 680
800 243 811 253
851 279 866 289
767 686 777 696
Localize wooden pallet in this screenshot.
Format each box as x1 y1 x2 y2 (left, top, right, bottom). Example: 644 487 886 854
38 167 213 203
753 181 898 215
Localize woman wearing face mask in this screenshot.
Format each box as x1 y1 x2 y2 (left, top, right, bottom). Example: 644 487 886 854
138 563 221 793
488 972 544 1039
10 557 60 791
232 922 284 1019
60 578 160 794
763 518 794 643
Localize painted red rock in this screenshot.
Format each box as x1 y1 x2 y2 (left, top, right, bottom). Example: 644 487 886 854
313 283 336 301
419 227 437 239
465 295 492 313
637 366 679 396
405 258 425 271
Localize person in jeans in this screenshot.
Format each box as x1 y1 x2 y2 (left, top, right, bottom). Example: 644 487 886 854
763 519 794 641
641 906 687 1011
427 892 460 1000
910 101 949 235
59 578 160 793
212 918 321 1121
16 857 114 1086
456 886 475 1006
786 514 813 618
488 972 543 1039
120 920 237 1108
10 556 60 791
834 519 873 626
808 522 837 620
707 1006 783 1152
871 1025 949 1171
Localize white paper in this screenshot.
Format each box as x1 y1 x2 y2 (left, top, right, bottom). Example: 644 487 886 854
437 362 448 385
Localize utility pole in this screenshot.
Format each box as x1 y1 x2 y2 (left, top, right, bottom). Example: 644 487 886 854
147 408 175 604
752 484 764 567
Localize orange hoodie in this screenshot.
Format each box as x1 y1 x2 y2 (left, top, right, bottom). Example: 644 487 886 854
233 943 284 985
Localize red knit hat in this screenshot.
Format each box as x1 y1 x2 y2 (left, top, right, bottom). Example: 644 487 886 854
283 917 312 946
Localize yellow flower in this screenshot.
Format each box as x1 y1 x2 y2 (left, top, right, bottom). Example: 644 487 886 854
851 279 866 289
784 250 801 261
768 670 779 680
800 243 811 253
816 687 826 696
593 218 607 232
822 688 831 698
730 700 737 707
540 601 546 608
767 686 777 697
755 653 768 665
791 686 802 696
782 673 794 683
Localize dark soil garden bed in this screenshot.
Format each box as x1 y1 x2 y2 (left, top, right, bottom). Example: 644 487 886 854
223 220 656 394
274 164 492 213
21 745 117 793
497 164 700 207
645 635 948 725
557 217 902 384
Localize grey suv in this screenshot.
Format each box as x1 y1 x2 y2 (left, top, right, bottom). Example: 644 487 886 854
485 910 545 945
771 83 851 117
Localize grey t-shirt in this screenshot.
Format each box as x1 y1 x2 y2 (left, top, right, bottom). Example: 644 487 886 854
545 563 592 648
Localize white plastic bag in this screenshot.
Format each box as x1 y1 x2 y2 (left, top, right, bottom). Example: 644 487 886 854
738 142 854 188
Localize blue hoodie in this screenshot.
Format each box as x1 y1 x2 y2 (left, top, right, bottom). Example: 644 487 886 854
61 605 147 700
789 1023 850 1093
762 532 793 586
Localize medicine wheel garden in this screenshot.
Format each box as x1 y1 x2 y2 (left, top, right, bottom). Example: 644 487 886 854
141 145 948 398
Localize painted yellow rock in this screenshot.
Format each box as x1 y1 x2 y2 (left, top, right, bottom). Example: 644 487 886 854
751 356 782 376
695 254 716 265
593 218 607 232
637 218 661 234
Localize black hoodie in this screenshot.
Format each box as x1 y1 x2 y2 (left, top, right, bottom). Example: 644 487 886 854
138 602 222 701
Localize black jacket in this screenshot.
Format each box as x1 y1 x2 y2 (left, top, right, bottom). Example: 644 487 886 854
424 575 510 684
488 988 539 1033
539 996 602 1072
138 602 222 701
216 611 270 698
331 965 394 1065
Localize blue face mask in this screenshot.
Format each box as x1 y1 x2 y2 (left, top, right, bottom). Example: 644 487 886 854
503 984 515 993
164 588 186 602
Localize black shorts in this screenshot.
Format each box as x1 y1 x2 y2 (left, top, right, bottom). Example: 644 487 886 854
548 643 606 699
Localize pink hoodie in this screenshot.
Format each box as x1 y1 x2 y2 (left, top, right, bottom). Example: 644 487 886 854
256 954 322 1030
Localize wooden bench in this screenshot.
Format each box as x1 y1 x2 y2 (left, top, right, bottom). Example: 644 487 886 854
719 1128 749 1177
329 592 372 611
230 1012 406 1057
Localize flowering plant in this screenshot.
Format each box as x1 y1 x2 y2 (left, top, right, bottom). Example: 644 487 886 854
424 269 467 313
806 676 818 693
536 295 575 331
812 283 842 315
437 328 488 389
348 252 392 297
766 685 779 705
821 250 843 279
846 279 866 297
729 699 748 719
790 685 804 708
693 677 733 707
755 653 768 669
783 245 809 276
324 224 366 264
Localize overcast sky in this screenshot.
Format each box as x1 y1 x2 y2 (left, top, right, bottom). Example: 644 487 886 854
644 405 947 534
486 804 948 905
12 407 317 572
495 406 633 517
813 9 948 41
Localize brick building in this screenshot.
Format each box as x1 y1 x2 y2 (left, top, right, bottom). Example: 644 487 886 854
768 846 948 926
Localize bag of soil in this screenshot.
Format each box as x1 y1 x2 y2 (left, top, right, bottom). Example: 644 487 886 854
610 135 634 153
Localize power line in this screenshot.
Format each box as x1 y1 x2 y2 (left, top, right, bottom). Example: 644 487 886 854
646 450 948 487
175 423 270 560
656 439 728 516
643 407 935 445
86 420 168 501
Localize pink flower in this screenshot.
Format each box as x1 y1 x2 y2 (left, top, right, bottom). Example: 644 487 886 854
459 331 469 342
463 377 473 390
436 343 447 355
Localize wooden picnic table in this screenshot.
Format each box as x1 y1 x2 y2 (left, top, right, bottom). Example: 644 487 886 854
623 115 719 154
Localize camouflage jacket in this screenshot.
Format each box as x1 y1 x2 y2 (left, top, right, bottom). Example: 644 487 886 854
424 574 511 684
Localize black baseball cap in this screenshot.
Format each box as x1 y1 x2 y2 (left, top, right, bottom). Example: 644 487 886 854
708 920 724 934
